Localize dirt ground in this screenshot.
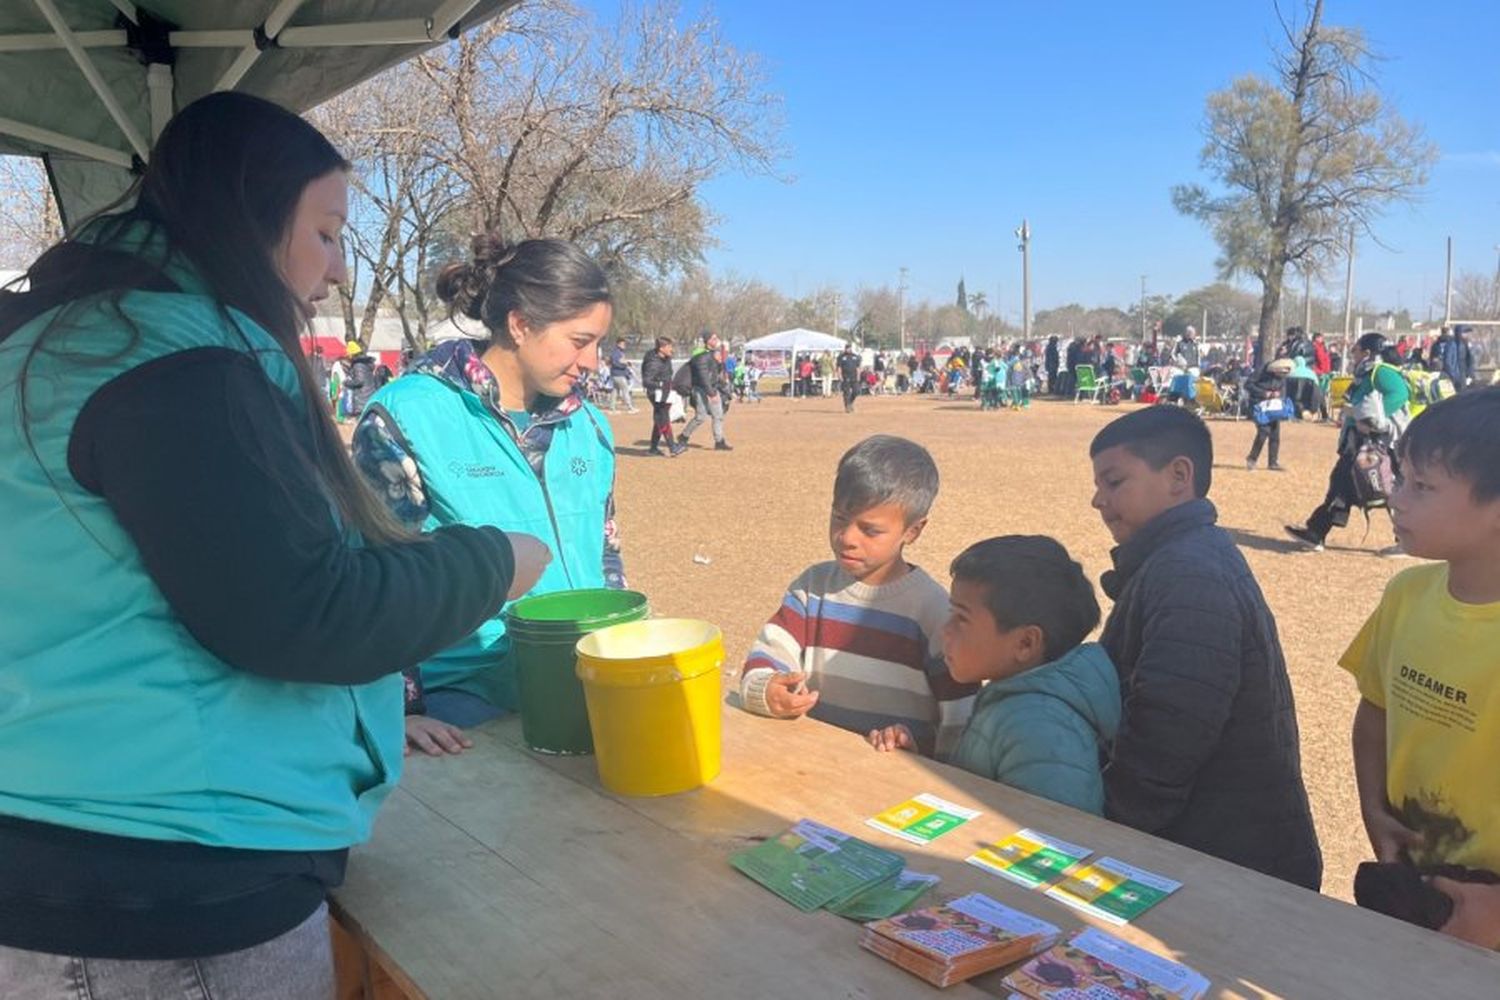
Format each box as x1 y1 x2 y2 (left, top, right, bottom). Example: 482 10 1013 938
602 390 1402 903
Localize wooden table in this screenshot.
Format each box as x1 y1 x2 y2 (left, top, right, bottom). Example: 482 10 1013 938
330 703 1500 999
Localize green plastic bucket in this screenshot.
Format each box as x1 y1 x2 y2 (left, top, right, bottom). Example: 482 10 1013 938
506 589 649 754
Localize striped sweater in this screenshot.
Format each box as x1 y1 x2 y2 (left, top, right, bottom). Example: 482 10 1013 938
739 562 978 759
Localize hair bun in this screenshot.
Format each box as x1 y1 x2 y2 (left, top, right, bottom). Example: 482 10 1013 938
436 233 520 321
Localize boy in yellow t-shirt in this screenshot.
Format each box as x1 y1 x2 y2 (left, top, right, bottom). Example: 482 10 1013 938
1341 387 1500 949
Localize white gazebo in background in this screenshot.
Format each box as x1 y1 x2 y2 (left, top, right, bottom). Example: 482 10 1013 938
741 327 846 390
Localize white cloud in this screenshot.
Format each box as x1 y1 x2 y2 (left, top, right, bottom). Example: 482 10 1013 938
1444 151 1500 166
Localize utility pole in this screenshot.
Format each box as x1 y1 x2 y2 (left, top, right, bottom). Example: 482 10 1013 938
1015 220 1031 342
1139 275 1148 346
832 291 840 341
1304 267 1313 333
1444 236 1453 326
1201 307 1208 341
898 266 908 353
1342 230 1355 362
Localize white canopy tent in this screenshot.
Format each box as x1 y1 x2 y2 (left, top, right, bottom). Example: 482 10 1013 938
741 327 847 392
742 328 846 355
0 0 516 227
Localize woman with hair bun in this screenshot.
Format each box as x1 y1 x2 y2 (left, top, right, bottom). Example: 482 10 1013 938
353 235 624 754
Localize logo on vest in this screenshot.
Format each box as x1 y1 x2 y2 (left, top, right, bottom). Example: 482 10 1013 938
570 457 589 477
448 460 504 479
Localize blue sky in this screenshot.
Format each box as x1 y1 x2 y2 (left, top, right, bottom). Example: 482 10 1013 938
690 1 1500 320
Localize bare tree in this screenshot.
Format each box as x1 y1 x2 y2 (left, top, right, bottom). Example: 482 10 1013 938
1173 0 1436 360
0 155 61 268
311 61 465 349
420 0 783 276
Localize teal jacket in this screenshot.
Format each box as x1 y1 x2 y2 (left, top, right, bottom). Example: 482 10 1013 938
356 343 617 708
0 242 403 850
950 642 1120 815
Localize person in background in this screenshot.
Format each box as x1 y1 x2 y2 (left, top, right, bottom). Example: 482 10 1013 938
343 340 377 420
680 330 732 451
1285 333 1411 552
1245 357 1294 471
1174 325 1202 375
817 349 835 398
607 335 637 413
838 341 862 413
641 336 684 457
1312 331 1333 376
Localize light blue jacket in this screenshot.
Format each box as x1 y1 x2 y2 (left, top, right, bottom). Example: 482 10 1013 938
950 642 1120 814
359 354 616 708
0 241 402 849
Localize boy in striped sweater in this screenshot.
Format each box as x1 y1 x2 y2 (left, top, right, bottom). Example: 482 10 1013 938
738 435 978 758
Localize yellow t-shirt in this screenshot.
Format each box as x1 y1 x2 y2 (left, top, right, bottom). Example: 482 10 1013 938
1340 563 1500 872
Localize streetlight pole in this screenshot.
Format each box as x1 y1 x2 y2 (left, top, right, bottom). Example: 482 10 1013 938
898 266 908 353
1015 220 1031 343
1139 274 1148 347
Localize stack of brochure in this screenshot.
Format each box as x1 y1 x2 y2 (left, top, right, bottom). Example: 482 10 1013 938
729 819 937 920
1004 927 1210 1000
859 892 1061 988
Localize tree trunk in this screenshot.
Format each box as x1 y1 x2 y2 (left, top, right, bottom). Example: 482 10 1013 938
1257 265 1285 365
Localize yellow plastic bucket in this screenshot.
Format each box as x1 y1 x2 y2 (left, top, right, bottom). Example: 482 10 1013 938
574 619 724 797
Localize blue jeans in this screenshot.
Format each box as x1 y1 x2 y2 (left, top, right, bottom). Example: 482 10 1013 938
0 902 333 1000
423 688 505 728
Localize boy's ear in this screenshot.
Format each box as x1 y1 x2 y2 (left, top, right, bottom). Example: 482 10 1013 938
1015 624 1046 664
903 516 929 545
1169 456 1195 496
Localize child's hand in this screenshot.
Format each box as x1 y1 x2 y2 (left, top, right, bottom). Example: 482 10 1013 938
1362 804 1423 862
764 672 819 718
867 724 915 753
1433 878 1500 950
405 715 474 757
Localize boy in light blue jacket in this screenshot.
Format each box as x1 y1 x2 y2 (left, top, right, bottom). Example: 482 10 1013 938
871 535 1119 814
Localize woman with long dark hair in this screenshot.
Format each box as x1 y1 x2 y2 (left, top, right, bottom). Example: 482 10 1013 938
0 92 545 996
353 235 623 751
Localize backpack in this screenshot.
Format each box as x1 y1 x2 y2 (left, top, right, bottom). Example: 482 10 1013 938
1351 440 1395 510
671 359 694 398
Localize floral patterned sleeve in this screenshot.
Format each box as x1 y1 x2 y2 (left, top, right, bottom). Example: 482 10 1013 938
352 404 430 529
352 405 430 714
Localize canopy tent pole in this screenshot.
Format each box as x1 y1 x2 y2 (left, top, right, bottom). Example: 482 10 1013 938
30 0 149 160
0 31 124 52
214 0 308 93
106 0 138 23
0 114 131 168
147 62 172 140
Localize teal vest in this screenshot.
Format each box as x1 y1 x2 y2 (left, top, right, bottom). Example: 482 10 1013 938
0 278 403 850
368 374 614 707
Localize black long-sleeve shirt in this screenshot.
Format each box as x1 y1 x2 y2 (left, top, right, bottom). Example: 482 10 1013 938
2 346 515 959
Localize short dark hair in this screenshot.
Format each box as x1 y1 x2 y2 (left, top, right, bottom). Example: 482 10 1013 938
1399 387 1500 503
655 336 673 349
951 536 1100 661
833 435 939 523
1090 406 1213 498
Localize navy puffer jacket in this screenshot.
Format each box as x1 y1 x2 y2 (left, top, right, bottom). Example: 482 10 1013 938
1099 500 1322 890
